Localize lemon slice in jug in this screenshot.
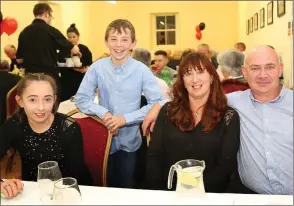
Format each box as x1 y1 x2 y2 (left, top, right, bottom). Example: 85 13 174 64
178 173 199 186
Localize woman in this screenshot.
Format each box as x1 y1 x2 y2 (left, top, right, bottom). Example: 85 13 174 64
216 50 249 93
0 73 92 199
145 52 240 192
59 24 93 101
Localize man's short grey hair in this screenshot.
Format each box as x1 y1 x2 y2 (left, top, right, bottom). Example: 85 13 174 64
217 50 244 77
132 48 151 67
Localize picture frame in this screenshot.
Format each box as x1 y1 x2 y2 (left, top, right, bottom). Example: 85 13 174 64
246 19 250 35
250 17 253 33
254 13 258 30
267 1 274 25
260 8 265 28
277 0 286 17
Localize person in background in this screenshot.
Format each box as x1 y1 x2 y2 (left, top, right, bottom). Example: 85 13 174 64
0 73 93 194
153 50 177 86
217 50 249 93
0 60 21 126
58 24 93 101
4 45 23 72
75 19 162 189
196 44 218 69
142 46 293 195
132 48 170 100
234 42 246 53
145 52 240 192
16 3 80 82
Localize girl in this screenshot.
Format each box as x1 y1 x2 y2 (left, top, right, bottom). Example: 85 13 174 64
0 73 92 199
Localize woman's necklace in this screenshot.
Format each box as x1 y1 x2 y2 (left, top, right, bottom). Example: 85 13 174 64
194 111 201 122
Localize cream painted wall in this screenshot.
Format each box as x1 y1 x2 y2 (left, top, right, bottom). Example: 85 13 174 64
89 1 238 59
238 1 293 88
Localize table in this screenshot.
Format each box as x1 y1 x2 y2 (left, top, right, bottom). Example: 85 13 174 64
1 181 292 205
57 96 99 115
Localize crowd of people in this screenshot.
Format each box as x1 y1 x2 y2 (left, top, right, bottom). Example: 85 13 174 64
0 2 292 200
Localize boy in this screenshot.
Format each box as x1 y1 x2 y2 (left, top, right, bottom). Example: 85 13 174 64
75 19 162 188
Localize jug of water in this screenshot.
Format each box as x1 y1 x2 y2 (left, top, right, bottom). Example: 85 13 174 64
167 159 206 198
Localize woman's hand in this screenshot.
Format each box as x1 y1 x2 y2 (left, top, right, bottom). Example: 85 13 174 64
1 179 23 199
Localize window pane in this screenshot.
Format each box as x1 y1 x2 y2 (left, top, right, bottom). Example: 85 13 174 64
166 16 175 29
156 31 166 45
156 16 166 30
166 31 175 45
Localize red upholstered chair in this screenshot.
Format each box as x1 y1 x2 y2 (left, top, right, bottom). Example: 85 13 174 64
6 85 18 119
68 109 112 186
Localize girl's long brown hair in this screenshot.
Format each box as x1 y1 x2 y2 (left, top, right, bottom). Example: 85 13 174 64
167 52 227 132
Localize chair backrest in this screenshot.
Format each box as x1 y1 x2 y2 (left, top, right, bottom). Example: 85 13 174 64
6 85 18 119
69 110 112 186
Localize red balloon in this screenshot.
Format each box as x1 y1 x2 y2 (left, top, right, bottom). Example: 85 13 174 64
195 32 202 40
195 26 201 33
2 17 18 36
0 23 4 36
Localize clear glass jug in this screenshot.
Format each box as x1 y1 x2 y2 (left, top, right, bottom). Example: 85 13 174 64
167 159 206 197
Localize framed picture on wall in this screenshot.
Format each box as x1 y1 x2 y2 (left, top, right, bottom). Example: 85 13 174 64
260 8 265 28
254 13 258 30
277 0 286 17
267 1 274 25
246 19 250 35
250 17 253 33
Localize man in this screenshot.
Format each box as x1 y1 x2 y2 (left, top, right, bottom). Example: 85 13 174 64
4 45 22 72
0 60 21 126
132 48 170 100
153 50 177 86
234 42 246 53
197 44 218 69
75 19 162 189
142 46 293 195
16 3 80 81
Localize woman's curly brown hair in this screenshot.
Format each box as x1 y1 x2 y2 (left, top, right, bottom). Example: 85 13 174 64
167 52 227 132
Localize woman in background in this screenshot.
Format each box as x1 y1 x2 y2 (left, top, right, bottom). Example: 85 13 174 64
59 24 92 101
0 73 92 199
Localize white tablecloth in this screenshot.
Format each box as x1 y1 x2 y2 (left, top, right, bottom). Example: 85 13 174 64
1 181 293 205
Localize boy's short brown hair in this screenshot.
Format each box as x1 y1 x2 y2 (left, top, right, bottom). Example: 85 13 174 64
105 19 136 42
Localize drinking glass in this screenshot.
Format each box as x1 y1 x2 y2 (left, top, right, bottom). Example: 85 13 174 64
53 177 82 205
37 161 62 203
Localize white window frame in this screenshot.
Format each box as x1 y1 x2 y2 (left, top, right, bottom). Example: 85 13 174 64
151 13 179 50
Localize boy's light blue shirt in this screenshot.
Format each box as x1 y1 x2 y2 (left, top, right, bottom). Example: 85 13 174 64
75 56 162 154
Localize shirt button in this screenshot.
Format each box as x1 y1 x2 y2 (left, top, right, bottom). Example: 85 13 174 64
266 151 271 155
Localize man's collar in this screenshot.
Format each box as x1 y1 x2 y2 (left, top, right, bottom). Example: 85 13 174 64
33 18 47 24
249 83 287 103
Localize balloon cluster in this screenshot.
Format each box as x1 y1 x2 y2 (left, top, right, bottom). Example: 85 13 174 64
195 22 205 40
0 16 18 36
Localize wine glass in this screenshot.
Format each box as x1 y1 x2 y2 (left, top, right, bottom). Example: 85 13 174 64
53 177 82 205
37 161 62 203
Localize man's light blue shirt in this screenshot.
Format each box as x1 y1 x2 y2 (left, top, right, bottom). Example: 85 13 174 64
227 86 293 195
75 56 162 154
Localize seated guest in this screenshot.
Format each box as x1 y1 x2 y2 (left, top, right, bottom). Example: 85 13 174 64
153 50 177 86
4 45 23 72
0 60 21 126
0 73 93 190
142 46 293 195
132 48 170 100
58 24 93 101
145 52 240 192
217 50 249 93
196 44 218 69
234 42 246 53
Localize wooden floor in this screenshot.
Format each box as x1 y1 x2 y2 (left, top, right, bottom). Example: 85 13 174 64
1 149 21 179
